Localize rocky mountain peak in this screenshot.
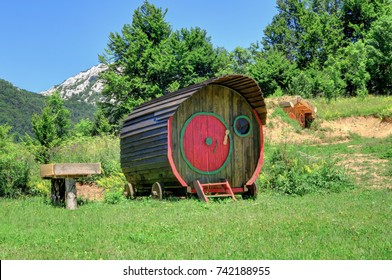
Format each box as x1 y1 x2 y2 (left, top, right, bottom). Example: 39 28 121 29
40 64 107 104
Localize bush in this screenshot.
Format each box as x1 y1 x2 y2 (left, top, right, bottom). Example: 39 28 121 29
50 135 122 177
0 125 35 197
259 145 354 196
96 172 127 204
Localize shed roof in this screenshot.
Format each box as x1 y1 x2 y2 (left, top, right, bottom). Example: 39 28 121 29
125 75 267 125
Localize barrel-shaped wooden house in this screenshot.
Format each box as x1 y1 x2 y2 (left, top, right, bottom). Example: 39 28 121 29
120 75 267 201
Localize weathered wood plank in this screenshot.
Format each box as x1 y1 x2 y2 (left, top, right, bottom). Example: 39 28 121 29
41 163 101 178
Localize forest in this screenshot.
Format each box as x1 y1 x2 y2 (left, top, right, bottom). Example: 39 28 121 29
99 0 392 127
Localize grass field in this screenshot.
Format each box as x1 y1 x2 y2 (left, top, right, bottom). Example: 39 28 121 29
310 95 392 120
1 96 391 260
0 188 391 260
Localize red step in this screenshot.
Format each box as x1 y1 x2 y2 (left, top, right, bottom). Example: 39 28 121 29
192 180 237 203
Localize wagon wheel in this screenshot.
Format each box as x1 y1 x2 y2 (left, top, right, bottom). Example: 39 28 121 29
151 182 163 200
124 182 135 199
242 183 258 200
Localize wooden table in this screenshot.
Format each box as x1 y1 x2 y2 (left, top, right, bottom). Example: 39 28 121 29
40 163 101 209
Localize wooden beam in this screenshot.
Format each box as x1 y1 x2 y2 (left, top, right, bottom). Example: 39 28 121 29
40 163 101 178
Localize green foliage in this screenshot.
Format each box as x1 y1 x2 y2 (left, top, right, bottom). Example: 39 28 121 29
341 41 370 97
91 109 112 136
260 145 354 196
0 79 96 138
73 118 93 137
31 93 71 163
341 0 389 42
99 1 233 127
98 1 173 126
262 0 344 69
271 108 303 132
0 125 34 197
311 95 392 119
0 79 45 137
96 172 127 204
254 0 392 98
248 49 297 96
366 14 392 95
50 135 121 177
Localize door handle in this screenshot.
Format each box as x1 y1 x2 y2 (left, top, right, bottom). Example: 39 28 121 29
223 129 230 145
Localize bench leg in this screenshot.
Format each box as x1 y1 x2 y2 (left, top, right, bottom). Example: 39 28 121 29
65 178 77 210
51 178 65 206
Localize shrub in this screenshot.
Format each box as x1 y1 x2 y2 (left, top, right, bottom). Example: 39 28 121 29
96 172 127 204
0 125 35 197
50 135 122 177
259 145 354 195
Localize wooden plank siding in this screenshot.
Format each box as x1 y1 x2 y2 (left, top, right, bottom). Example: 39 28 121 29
120 75 265 194
171 85 260 189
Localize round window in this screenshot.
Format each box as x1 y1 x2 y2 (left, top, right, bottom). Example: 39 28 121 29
233 115 252 137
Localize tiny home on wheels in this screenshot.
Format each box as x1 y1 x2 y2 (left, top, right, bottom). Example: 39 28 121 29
120 75 267 202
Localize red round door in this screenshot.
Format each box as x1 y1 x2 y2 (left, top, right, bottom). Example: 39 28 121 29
180 112 232 174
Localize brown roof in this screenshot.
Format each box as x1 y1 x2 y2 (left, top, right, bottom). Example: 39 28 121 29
125 75 267 125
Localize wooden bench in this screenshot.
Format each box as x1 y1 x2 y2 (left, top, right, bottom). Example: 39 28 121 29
40 163 101 209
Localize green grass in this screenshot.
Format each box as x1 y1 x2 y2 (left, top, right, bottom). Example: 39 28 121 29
0 189 391 260
310 95 392 120
1 96 391 260
270 107 303 132
289 135 392 188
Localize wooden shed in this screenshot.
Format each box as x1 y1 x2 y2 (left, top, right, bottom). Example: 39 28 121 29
120 75 267 201
279 96 317 128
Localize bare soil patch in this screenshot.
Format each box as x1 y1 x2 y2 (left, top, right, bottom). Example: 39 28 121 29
264 114 392 144
338 154 391 189
76 182 104 201
323 116 392 138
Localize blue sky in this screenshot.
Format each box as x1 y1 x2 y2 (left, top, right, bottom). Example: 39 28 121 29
0 0 277 93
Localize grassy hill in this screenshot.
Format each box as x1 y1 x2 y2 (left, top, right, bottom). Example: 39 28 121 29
0 79 97 137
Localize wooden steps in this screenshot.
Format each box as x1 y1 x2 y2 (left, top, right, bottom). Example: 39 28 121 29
192 180 237 203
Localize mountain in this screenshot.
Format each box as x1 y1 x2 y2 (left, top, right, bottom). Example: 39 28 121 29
40 64 107 104
0 79 96 137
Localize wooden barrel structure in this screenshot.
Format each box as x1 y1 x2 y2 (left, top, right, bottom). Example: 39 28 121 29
120 75 267 201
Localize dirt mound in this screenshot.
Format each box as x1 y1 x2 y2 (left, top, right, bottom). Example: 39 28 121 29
265 114 392 144
323 116 392 138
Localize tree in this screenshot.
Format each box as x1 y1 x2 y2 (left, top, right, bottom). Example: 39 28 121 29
262 0 344 69
31 93 71 163
99 1 227 127
73 118 93 137
341 0 391 42
229 47 252 75
99 1 172 126
168 27 224 89
248 48 297 96
366 14 392 95
341 41 370 96
91 109 112 136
